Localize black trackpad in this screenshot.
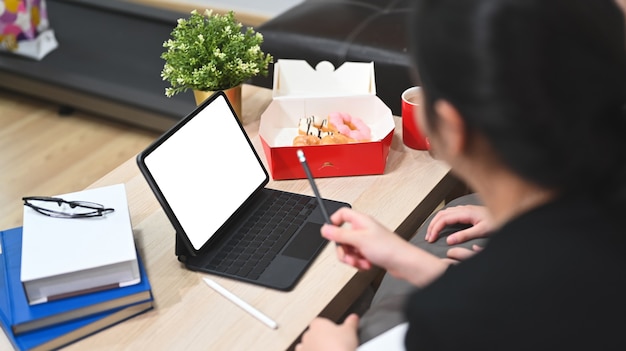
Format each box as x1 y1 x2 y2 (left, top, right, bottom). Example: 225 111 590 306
282 222 326 260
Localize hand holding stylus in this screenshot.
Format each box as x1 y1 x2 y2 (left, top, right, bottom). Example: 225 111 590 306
296 151 418 276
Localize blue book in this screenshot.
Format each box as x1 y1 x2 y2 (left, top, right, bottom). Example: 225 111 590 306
0 227 153 350
1 301 153 351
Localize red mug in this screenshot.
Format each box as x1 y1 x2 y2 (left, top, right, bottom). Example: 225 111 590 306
401 87 430 150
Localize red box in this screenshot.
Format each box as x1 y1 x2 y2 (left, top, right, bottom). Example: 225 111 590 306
259 95 395 180
259 60 395 180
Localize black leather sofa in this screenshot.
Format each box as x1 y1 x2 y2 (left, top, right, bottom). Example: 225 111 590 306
249 0 415 116
0 0 413 130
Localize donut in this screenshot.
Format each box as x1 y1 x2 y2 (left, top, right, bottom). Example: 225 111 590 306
321 133 352 145
292 113 370 146
328 112 371 141
293 135 320 146
298 115 330 136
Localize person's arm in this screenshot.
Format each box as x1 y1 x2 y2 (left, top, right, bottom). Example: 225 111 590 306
297 208 454 351
321 207 449 288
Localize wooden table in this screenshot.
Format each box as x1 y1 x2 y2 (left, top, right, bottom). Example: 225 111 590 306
3 85 458 350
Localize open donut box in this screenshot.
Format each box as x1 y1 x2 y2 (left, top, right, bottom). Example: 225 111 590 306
259 59 395 180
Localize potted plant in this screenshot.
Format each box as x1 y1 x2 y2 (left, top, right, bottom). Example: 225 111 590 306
160 9 273 117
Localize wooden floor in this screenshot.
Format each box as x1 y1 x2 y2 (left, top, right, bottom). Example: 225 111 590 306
0 89 161 230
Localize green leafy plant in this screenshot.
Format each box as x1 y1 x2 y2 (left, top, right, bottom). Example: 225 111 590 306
161 9 273 97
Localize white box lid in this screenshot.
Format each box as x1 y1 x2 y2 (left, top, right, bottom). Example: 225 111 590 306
272 59 376 98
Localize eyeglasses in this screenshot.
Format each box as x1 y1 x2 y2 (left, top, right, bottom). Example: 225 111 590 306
22 196 115 219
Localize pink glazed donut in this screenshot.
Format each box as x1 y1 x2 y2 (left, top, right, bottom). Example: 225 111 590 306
328 112 371 141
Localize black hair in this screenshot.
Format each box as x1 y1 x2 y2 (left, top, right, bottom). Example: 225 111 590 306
410 0 626 206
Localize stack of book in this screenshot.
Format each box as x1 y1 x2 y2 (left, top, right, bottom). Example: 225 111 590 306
0 184 154 350
0 227 153 351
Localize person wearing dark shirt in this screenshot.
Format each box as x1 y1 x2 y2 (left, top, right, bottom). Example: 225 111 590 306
295 0 626 349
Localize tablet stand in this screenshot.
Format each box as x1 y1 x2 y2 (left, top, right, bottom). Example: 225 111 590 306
175 232 191 263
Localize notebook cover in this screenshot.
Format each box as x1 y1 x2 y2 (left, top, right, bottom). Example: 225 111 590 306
0 227 153 335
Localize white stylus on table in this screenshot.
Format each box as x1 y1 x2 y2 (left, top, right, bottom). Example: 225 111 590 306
203 277 278 330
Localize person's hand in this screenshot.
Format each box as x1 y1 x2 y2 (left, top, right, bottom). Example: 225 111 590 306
425 205 494 245
321 207 412 271
444 244 484 264
295 314 359 351
321 207 448 287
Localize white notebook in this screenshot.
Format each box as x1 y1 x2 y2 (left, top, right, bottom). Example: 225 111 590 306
21 184 139 305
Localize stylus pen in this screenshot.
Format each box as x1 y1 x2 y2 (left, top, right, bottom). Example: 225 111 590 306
296 149 332 224
203 278 278 330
